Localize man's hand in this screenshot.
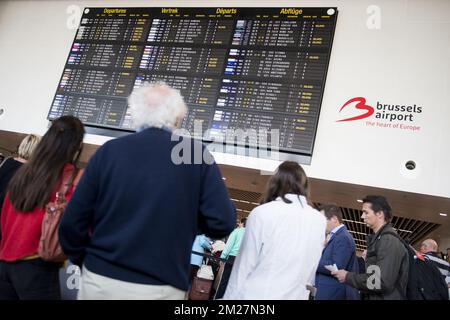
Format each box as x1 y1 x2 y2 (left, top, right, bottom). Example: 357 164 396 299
331 269 348 283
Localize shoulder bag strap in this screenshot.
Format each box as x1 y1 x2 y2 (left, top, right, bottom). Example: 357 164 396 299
0 156 11 169
381 230 410 299
72 168 84 188
58 167 78 198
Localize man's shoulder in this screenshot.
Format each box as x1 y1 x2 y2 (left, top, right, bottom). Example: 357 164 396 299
93 138 119 158
1 157 22 169
334 227 355 246
378 230 408 255
335 226 351 238
379 230 402 244
89 134 142 164
378 225 401 240
424 253 450 267
98 129 175 149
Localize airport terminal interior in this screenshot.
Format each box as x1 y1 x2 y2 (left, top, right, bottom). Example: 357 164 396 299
0 0 449 301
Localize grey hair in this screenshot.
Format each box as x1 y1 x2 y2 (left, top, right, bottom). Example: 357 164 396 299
17 134 41 160
127 82 188 130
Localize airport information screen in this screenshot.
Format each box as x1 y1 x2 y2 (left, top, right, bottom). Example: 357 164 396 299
48 7 337 156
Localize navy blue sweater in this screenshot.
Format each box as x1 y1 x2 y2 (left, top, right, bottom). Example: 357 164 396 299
59 128 236 291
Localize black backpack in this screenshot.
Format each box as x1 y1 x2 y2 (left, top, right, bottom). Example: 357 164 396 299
386 232 449 300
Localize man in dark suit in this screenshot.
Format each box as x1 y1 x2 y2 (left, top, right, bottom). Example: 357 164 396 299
315 204 359 300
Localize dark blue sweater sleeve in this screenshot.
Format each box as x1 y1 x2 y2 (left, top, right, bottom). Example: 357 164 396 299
59 147 100 266
197 153 236 239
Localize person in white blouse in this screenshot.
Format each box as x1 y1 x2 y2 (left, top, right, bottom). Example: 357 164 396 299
223 161 326 300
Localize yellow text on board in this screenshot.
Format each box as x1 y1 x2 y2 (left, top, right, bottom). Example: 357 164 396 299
280 8 303 16
161 8 178 14
216 8 237 15
104 8 127 14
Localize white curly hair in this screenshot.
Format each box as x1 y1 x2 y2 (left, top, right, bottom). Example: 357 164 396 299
128 81 188 130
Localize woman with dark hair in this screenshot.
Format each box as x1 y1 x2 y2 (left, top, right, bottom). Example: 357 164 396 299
0 115 85 300
222 161 326 300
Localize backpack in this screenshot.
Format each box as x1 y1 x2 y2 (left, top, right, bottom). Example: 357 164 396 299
386 231 449 300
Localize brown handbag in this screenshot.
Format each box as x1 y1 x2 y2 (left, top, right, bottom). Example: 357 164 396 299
38 168 82 262
189 276 214 300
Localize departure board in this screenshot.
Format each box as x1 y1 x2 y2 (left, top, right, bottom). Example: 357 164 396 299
48 7 338 157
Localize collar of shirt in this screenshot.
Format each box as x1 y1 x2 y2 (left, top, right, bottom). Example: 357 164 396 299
424 251 438 258
275 194 306 204
137 125 173 133
330 224 345 236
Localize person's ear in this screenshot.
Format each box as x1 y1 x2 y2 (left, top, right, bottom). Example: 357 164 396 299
376 211 385 220
174 116 183 129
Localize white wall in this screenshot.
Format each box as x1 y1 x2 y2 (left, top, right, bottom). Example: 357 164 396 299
0 0 449 199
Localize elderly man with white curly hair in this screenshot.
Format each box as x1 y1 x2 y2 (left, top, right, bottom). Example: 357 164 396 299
59 82 236 300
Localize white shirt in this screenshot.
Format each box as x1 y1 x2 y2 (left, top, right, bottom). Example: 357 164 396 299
223 194 326 300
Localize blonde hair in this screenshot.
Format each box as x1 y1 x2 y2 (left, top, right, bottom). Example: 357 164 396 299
127 82 188 130
17 134 41 160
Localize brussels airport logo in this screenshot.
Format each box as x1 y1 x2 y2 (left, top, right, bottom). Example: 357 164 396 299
336 97 422 132
336 97 374 122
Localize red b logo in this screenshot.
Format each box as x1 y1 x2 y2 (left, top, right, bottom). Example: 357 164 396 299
336 97 374 122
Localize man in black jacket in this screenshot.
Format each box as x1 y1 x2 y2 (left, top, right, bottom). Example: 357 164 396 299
332 195 409 300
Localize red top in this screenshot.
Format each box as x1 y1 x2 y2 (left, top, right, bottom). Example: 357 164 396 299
0 164 76 262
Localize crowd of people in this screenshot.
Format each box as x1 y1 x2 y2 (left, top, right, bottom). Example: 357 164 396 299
0 82 448 300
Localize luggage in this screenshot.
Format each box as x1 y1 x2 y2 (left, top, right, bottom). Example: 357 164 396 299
189 258 215 300
189 276 213 300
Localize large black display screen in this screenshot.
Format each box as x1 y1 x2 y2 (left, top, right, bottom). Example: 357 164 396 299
48 7 337 157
